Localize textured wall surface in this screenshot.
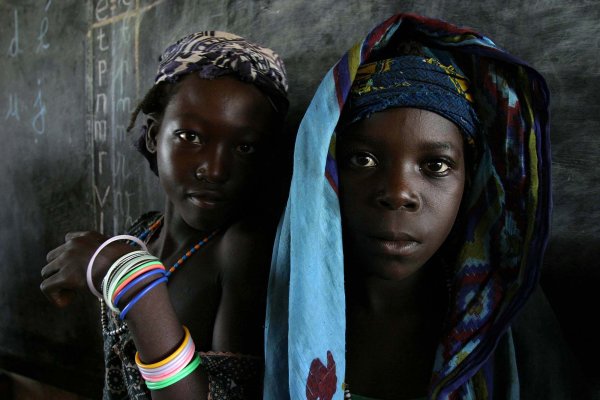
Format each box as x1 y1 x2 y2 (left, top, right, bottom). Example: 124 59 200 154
1 0 598 397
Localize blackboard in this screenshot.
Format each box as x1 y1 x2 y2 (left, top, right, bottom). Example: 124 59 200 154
1 0 599 398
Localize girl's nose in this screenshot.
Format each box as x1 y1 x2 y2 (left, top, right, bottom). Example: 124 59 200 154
195 145 230 184
375 170 421 212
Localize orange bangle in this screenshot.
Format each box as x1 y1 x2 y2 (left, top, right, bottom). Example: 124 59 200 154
135 326 190 369
112 262 165 301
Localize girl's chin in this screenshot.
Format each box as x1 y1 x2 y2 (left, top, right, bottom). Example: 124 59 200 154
346 258 424 282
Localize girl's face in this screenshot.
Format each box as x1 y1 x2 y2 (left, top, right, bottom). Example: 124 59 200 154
337 107 465 281
149 74 277 231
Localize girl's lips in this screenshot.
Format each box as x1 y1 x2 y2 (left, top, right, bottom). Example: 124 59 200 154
187 192 226 209
367 235 420 257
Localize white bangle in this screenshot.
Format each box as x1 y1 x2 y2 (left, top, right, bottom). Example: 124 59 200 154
86 235 148 298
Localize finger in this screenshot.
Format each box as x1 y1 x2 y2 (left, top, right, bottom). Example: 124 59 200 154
40 273 76 308
65 231 88 241
41 260 60 279
46 242 68 263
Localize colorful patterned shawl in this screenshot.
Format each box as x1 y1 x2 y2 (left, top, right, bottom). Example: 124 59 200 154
264 13 550 400
155 31 288 110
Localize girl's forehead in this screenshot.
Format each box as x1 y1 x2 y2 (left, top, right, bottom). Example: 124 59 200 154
341 108 463 145
169 75 268 109
163 76 277 136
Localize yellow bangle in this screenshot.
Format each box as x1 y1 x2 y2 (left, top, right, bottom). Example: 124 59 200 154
135 326 190 369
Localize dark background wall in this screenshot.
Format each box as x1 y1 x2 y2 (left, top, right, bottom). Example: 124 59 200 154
1 0 598 398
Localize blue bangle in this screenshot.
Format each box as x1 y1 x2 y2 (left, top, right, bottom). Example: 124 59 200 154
113 269 166 308
119 276 169 320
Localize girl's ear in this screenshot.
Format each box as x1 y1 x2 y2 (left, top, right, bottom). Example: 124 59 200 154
145 116 160 154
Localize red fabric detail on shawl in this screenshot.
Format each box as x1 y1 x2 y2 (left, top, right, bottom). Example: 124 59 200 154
325 170 339 195
306 351 337 400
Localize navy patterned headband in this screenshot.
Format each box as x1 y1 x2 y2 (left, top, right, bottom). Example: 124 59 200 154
156 31 288 112
343 55 478 138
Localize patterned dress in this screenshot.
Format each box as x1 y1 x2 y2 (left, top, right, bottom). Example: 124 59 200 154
102 212 262 400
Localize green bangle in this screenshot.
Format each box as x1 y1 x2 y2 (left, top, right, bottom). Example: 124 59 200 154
114 260 160 288
104 254 156 299
108 259 158 301
146 353 202 391
101 251 147 298
104 256 158 312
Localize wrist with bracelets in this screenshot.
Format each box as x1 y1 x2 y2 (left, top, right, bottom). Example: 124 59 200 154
135 325 202 390
91 235 204 390
102 250 167 319
103 252 165 313
88 235 168 319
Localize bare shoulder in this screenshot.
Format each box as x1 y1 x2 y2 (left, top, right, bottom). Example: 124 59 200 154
215 214 277 281
210 214 278 353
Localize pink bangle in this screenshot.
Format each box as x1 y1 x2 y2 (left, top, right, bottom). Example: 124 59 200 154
144 346 196 382
136 326 196 382
86 235 148 298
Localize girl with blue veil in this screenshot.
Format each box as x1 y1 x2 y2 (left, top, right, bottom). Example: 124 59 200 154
265 13 578 400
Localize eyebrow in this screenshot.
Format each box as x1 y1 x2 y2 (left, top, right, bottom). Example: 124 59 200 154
174 113 268 136
421 141 456 151
338 133 461 152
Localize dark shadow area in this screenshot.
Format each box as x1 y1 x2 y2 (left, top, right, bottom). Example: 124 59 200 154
541 237 600 398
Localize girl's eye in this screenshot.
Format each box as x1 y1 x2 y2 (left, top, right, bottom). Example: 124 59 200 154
349 153 378 168
423 160 451 175
177 130 203 144
236 144 256 155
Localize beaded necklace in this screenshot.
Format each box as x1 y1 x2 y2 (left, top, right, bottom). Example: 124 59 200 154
101 216 219 335
138 217 220 276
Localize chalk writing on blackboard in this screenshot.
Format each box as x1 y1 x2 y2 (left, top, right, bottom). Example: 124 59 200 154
5 94 20 121
32 80 47 135
5 2 53 136
87 0 164 235
98 151 108 175
113 59 130 96
95 0 109 22
114 189 134 227
98 60 108 87
94 119 107 142
36 16 50 53
116 125 126 142
119 17 132 44
8 9 22 58
96 93 107 114
37 0 52 54
116 97 131 114
93 184 111 234
114 152 132 180
97 28 109 51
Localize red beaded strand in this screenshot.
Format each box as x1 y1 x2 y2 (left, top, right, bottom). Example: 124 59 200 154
166 230 219 276
138 217 219 277
101 218 219 336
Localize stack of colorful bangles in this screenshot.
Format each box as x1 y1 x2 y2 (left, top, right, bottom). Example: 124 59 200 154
101 250 167 319
136 325 202 390
86 235 202 390
86 235 168 320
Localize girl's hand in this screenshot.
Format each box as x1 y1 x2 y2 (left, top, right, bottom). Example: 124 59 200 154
40 231 131 307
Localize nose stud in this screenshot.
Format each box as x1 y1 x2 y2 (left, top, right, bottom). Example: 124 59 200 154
195 167 206 180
